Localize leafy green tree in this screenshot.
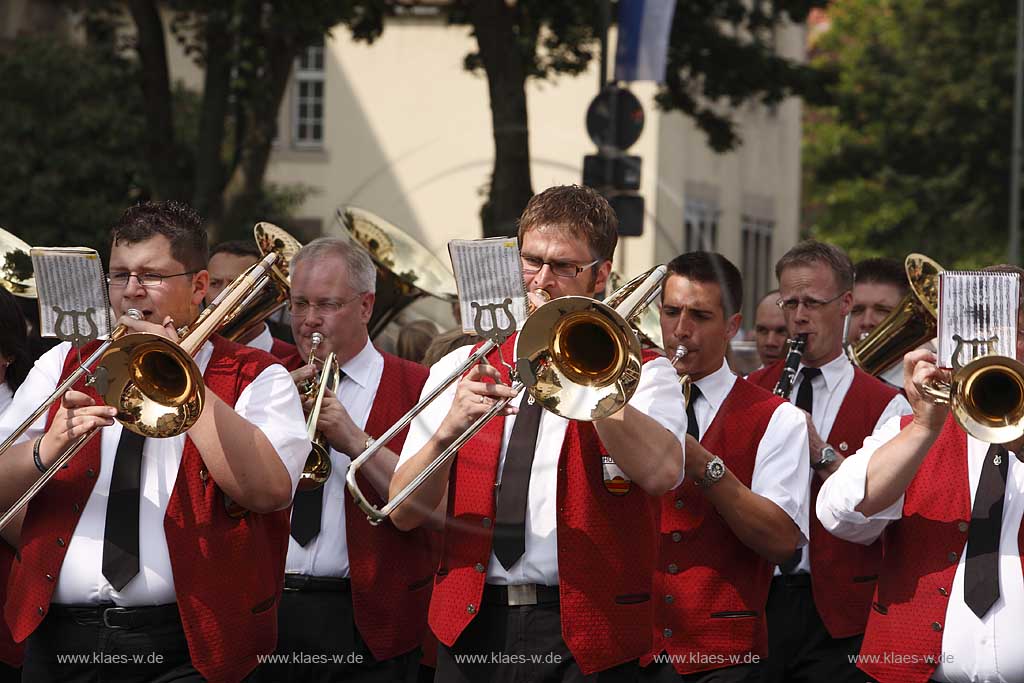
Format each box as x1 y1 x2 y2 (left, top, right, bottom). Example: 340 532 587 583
449 0 831 237
0 38 148 254
804 0 1015 267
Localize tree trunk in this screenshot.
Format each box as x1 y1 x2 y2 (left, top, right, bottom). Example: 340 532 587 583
220 33 296 235
191 9 233 235
470 0 534 238
127 0 183 199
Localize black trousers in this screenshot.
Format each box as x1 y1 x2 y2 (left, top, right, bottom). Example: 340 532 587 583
248 585 420 683
435 597 640 683
640 661 759 683
21 603 202 683
760 575 875 683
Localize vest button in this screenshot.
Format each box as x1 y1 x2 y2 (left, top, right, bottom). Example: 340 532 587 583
667 563 679 575
481 518 492 529
948 551 958 563
45 574 54 583
663 628 673 638
674 499 683 510
932 622 943 632
958 521 969 533
474 563 485 573
671 532 682 543
86 468 95 478
37 607 44 616
56 538 65 547
664 595 674 604
467 603 476 614
72 503 80 514
938 587 949 597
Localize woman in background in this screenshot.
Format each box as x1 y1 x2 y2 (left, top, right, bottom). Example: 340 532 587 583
0 288 29 415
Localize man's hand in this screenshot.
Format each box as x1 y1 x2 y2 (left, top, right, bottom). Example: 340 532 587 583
802 411 842 478
904 349 950 434
307 388 365 456
290 363 316 395
435 364 519 445
38 390 116 467
116 313 181 343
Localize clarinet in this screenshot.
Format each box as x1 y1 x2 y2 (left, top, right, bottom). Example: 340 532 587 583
773 333 809 397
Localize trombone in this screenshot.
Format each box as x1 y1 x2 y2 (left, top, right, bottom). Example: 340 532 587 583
346 265 668 525
0 253 280 530
297 332 338 491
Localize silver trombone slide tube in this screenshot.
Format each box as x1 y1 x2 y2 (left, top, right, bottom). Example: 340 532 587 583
346 337 499 525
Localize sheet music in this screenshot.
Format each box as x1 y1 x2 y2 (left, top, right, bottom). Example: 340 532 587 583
937 270 1019 368
30 247 112 340
447 238 527 335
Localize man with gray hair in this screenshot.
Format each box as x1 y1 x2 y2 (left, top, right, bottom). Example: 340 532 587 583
252 237 435 682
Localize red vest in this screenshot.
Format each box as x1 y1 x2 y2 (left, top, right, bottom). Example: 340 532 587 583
6 336 290 683
429 335 667 675
0 545 21 667
269 337 303 372
647 378 785 673
857 414 1023 683
747 360 899 637
344 351 434 661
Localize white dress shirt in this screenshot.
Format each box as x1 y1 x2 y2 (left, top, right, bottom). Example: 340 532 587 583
818 417 1024 683
691 360 810 544
285 338 383 578
398 344 687 587
0 341 310 607
247 323 274 353
0 382 12 417
780 352 911 573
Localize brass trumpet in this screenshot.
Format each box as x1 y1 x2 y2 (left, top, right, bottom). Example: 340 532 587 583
297 332 337 491
0 253 280 530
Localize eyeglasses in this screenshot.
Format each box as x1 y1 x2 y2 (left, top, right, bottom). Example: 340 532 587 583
289 294 362 318
106 271 198 287
521 256 600 279
776 291 848 311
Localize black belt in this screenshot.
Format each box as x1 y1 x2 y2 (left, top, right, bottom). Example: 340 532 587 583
773 573 811 588
283 574 351 593
48 603 180 630
483 583 559 606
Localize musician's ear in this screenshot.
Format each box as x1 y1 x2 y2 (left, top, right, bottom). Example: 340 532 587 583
725 312 742 341
190 270 209 308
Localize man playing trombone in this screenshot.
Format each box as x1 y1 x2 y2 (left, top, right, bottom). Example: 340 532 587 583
817 265 1024 683
390 184 687 682
251 237 435 683
0 200 310 682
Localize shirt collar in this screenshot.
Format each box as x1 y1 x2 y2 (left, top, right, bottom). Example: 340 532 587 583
800 351 851 393
248 323 273 353
692 359 736 412
339 338 380 390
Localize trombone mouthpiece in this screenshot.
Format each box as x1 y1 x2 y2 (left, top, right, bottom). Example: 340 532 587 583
535 289 551 303
125 308 143 321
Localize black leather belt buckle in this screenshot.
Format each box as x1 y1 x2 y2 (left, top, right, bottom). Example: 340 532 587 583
102 607 132 629
485 583 559 606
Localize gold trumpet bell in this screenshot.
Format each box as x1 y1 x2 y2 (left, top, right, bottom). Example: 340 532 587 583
96 333 205 437
516 296 642 421
949 355 1024 444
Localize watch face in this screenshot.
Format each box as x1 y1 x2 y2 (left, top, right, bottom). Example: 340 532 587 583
708 459 725 480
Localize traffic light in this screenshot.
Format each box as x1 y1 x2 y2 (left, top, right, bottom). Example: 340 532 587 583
583 85 646 236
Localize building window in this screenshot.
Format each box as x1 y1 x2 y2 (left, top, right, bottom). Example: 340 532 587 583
683 198 719 252
741 215 775 322
293 40 325 147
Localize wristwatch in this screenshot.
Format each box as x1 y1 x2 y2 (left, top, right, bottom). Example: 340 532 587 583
811 444 838 471
696 455 726 489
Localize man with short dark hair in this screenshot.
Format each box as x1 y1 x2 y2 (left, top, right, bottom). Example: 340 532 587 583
848 258 910 387
208 240 301 369
747 240 910 683
391 184 687 682
0 200 310 682
754 289 788 368
643 252 808 683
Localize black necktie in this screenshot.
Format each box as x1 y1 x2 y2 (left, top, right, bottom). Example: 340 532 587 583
102 429 145 591
964 443 1009 618
686 385 703 441
780 367 821 574
290 369 344 547
493 395 544 570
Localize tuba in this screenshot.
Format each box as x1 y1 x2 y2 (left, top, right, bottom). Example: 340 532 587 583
333 207 457 337
0 253 280 530
217 222 301 342
346 265 668 525
297 332 338 491
848 254 943 376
